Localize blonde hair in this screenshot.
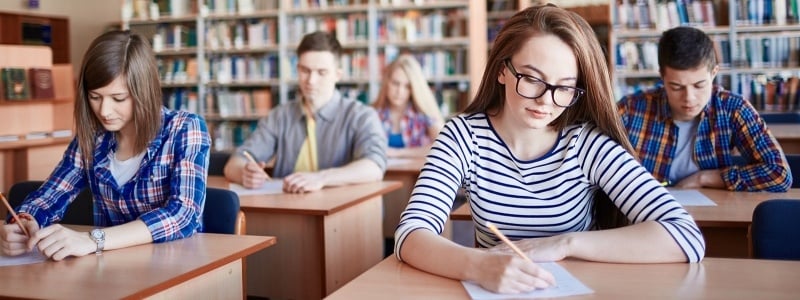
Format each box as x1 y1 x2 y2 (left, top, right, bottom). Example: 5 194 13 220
75 30 162 165
373 54 443 125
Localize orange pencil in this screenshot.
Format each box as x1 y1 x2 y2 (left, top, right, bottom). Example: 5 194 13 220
486 221 533 264
0 193 30 237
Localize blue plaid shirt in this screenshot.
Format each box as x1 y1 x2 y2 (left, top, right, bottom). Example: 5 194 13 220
618 86 791 192
18 108 211 242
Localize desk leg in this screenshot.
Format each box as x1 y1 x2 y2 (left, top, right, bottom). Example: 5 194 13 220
244 197 383 299
145 259 244 300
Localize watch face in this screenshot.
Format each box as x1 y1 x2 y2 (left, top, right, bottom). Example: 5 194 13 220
91 229 105 240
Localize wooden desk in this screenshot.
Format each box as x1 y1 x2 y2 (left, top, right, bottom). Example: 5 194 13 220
770 124 800 154
208 177 401 299
383 158 426 238
326 256 800 299
0 233 275 299
451 189 800 258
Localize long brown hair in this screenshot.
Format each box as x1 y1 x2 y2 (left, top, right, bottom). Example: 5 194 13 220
373 54 443 124
464 4 633 154
75 30 162 165
464 4 632 228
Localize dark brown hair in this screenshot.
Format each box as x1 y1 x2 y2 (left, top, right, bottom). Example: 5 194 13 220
296 31 342 60
75 30 162 165
658 26 717 74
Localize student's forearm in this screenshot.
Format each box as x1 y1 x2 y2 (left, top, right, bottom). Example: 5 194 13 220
102 220 153 251
699 170 725 189
566 221 687 263
400 229 488 282
319 158 383 186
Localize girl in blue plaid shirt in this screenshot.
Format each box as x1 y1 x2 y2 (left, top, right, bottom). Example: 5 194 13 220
1 30 210 261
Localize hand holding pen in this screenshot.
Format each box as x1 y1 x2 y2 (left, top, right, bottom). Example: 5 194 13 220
241 150 271 188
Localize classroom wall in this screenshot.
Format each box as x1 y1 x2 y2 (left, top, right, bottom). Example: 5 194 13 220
0 0 122 75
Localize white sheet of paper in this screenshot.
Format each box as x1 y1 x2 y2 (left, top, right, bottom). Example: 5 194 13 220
461 262 593 299
669 189 717 206
0 249 48 266
228 181 283 196
387 158 418 167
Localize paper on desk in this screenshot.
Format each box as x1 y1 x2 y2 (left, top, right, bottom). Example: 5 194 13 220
461 262 593 299
228 180 283 196
669 189 717 206
387 158 418 167
0 249 47 267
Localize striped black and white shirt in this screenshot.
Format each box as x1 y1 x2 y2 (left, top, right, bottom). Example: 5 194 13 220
395 113 705 262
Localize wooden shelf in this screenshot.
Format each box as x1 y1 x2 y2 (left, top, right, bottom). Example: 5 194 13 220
0 97 71 105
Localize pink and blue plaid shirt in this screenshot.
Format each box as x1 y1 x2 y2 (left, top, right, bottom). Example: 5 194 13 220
618 86 791 192
18 108 211 242
378 106 433 148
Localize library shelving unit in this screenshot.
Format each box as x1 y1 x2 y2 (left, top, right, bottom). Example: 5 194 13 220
610 0 800 112
0 45 75 193
121 0 487 152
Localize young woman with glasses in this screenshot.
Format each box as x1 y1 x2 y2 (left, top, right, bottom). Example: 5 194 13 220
393 4 705 295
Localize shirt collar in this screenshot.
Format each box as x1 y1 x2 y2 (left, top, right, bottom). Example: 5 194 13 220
297 90 343 122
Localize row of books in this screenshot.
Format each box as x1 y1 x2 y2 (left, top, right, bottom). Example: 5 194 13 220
205 19 278 50
737 73 800 111
205 0 278 14
377 9 468 43
734 0 800 25
0 67 54 100
210 121 258 152
287 14 369 45
613 0 718 30
152 24 199 52
124 0 197 21
291 0 367 9
207 54 279 83
158 57 199 84
163 88 200 113
0 130 73 143
615 35 800 71
207 88 273 117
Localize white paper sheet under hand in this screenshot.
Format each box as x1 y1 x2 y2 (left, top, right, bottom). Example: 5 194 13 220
461 262 593 299
669 189 717 206
0 249 48 267
228 180 283 196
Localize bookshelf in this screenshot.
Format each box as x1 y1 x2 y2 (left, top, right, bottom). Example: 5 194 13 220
0 45 75 192
0 11 70 64
121 0 487 152
610 0 800 112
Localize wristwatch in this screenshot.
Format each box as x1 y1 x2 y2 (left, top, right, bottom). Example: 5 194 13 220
89 228 105 254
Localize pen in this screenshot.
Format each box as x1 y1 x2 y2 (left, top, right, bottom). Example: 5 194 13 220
486 221 533 264
242 150 259 165
661 181 670 187
0 193 30 237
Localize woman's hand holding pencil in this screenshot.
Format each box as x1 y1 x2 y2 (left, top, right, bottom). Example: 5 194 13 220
0 193 40 256
476 221 556 293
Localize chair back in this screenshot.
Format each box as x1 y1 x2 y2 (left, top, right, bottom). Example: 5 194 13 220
761 112 800 124
7 181 94 226
785 155 800 188
750 199 800 260
208 152 231 176
203 187 244 234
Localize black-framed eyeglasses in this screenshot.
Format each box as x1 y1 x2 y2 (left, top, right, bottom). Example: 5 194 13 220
504 60 585 108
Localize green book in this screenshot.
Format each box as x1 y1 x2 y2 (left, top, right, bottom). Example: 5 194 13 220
1 68 30 100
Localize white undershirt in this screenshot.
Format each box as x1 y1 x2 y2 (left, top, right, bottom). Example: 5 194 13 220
110 151 146 186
